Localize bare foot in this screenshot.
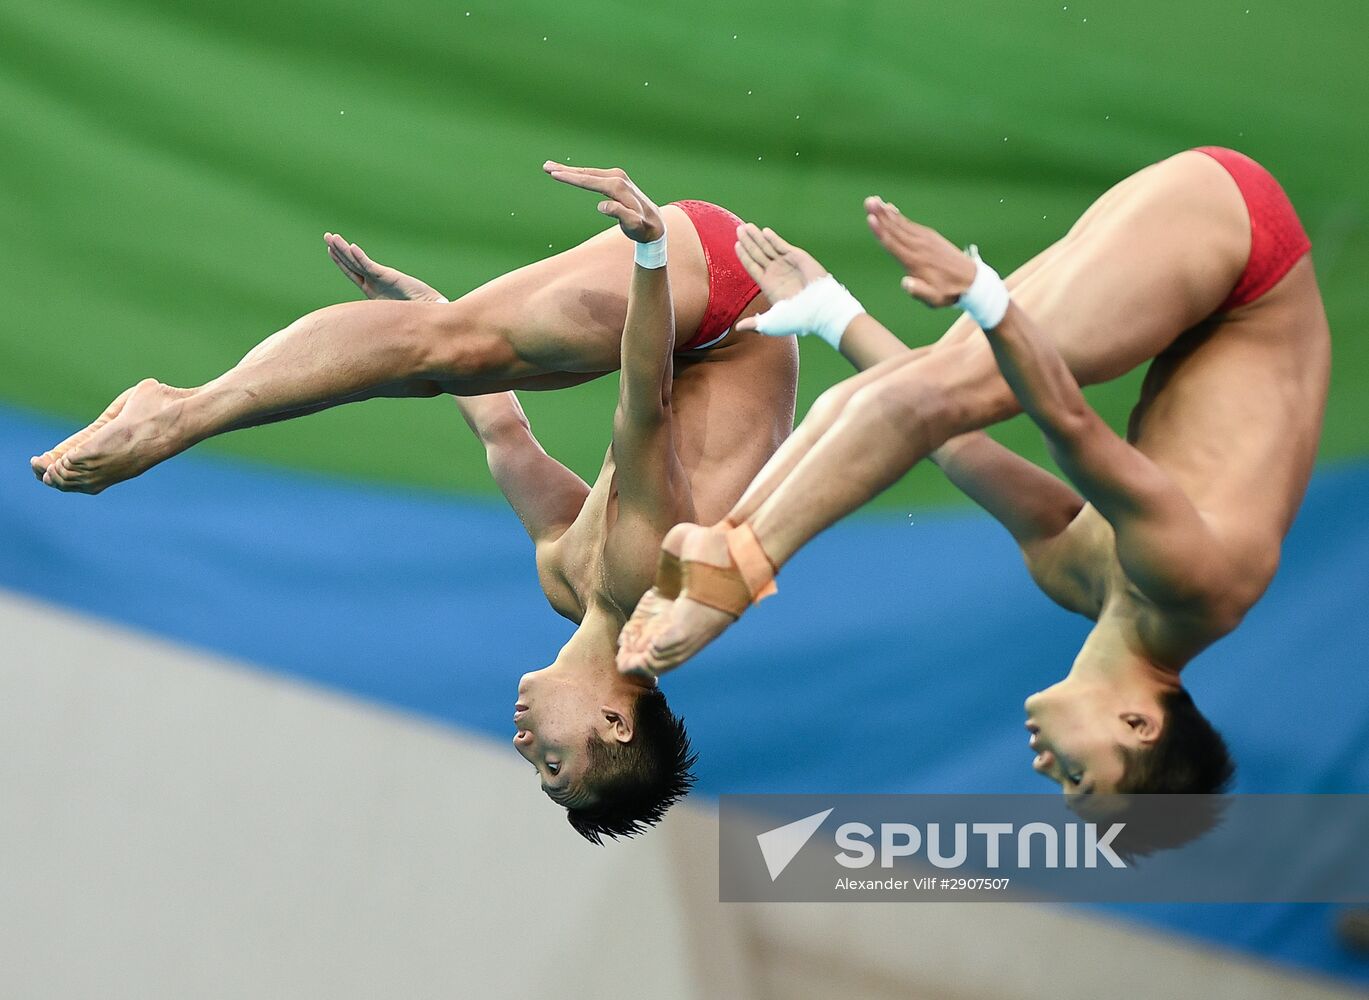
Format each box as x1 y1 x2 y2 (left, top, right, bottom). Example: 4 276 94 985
34 379 195 494
324 233 449 303
30 385 136 480
617 522 692 677
617 587 675 679
617 523 744 678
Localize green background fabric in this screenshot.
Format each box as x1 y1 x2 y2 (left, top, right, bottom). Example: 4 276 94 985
2 0 1365 510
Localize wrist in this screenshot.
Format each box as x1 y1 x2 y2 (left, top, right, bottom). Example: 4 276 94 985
754 274 865 350
634 229 668 269
955 246 1010 331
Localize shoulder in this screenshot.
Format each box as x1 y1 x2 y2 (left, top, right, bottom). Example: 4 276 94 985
1127 550 1261 663
1021 506 1110 618
534 537 586 623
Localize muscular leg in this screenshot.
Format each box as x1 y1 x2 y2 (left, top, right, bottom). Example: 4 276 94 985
622 150 1253 673
33 205 712 493
744 150 1249 559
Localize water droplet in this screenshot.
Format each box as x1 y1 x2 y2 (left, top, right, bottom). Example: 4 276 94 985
747 90 752 95
732 34 737 39
542 36 547 41
999 198 1004 203
339 111 345 115
644 81 649 86
795 114 800 119
547 243 553 249
1003 136 1008 141
795 152 799 156
465 10 470 15
757 156 762 161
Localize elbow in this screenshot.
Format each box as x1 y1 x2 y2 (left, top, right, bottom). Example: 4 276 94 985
1045 401 1099 449
613 396 669 438
479 408 535 449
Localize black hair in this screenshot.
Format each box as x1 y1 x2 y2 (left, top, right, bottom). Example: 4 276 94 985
1073 687 1235 861
563 688 696 844
1117 687 1235 796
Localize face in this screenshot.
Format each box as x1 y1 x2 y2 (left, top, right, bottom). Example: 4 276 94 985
512 668 630 807
1023 687 1151 799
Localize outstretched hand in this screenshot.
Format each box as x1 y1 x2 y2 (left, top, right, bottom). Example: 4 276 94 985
543 162 664 243
323 233 448 303
865 197 976 307
732 223 831 331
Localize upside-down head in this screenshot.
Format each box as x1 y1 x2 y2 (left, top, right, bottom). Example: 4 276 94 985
513 663 695 843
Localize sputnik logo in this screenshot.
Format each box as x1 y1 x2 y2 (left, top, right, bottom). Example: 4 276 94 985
756 808 834 881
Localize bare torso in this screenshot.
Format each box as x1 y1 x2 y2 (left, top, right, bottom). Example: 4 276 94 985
1032 252 1329 664
537 322 798 624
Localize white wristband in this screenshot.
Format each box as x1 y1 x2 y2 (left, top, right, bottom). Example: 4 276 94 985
753 274 864 350
634 231 668 269
956 245 1010 331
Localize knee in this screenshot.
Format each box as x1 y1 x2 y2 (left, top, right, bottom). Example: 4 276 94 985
807 381 861 426
844 375 956 441
415 301 518 380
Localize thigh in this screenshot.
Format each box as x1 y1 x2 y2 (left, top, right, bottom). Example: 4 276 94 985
450 205 711 376
668 330 801 524
930 150 1251 385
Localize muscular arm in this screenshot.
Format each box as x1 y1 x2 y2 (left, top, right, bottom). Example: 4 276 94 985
981 300 1233 607
805 202 1231 608
611 260 676 467
930 432 1084 551
544 163 687 523
455 393 591 546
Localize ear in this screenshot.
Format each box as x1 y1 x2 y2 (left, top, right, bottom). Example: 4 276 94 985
601 706 634 744
1121 711 1161 746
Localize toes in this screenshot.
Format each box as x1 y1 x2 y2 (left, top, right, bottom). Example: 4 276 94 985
644 643 681 675
615 640 652 674
44 454 94 493
619 617 647 648
617 658 656 680
42 461 70 491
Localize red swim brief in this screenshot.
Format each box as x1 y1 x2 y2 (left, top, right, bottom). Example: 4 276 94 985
669 199 762 351
1194 146 1311 312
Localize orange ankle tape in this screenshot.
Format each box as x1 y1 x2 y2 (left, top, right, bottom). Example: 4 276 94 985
656 550 683 601
681 561 752 618
725 523 778 602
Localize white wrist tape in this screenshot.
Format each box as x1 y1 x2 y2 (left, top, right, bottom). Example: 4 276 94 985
753 274 864 350
956 245 1010 331
634 231 668 269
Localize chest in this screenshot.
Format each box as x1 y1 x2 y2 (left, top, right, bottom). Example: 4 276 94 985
536 462 647 620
